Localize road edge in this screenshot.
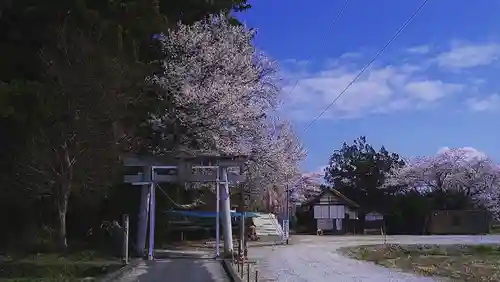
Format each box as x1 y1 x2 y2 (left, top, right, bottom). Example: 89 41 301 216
221 259 243 282
96 259 142 282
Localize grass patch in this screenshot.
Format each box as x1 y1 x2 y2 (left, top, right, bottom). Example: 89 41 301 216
490 225 500 234
340 244 500 282
0 251 123 281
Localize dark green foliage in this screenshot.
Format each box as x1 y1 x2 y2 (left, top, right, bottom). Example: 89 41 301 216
324 136 405 212
159 0 250 25
0 0 250 253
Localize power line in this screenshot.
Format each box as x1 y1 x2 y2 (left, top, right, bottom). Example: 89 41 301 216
283 0 351 99
220 0 431 188
302 0 431 132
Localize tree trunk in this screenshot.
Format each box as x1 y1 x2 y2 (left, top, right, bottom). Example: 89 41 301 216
57 145 73 251
57 187 70 251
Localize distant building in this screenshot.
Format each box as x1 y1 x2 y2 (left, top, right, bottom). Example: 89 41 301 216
299 188 360 235
363 211 385 235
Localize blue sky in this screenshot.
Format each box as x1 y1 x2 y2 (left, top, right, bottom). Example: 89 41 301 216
236 0 500 174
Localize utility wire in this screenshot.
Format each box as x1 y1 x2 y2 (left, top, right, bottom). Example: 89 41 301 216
151 0 430 193
250 1 350 177
283 0 351 99
302 0 431 132
258 0 432 185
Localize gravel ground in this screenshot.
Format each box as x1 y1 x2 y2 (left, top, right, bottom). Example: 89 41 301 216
248 235 500 282
117 258 230 282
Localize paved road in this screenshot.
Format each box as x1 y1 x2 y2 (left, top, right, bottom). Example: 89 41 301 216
249 235 500 282
118 258 230 282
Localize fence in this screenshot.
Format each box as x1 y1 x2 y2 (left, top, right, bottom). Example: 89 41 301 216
226 257 260 282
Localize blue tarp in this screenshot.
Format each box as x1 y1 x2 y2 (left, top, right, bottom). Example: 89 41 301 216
166 210 259 218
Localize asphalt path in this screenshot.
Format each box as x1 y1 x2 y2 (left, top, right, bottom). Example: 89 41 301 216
117 258 230 282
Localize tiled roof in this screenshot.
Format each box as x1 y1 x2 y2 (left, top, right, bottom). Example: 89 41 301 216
301 188 359 208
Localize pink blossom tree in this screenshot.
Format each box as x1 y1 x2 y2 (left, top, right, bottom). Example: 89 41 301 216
149 15 305 203
245 117 305 211
386 148 500 217
148 14 280 155
292 172 324 203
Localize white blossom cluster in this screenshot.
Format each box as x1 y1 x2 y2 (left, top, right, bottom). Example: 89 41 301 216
245 117 306 208
386 148 500 217
292 172 324 202
148 15 305 203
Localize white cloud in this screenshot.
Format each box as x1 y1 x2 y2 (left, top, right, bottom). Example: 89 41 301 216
465 94 500 112
281 41 500 121
282 61 464 120
407 45 431 54
404 81 463 102
435 42 500 70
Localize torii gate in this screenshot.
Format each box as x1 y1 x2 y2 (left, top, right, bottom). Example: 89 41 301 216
122 151 247 260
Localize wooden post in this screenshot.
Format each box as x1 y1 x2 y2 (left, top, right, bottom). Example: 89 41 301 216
247 263 250 282
285 185 289 244
122 214 129 265
240 260 244 276
239 183 246 260
244 240 248 261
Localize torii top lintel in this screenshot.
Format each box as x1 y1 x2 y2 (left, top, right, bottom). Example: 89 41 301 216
122 151 249 167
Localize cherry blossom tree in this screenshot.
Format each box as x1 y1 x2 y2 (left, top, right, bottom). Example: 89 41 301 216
386 148 500 218
245 117 305 211
147 15 305 204
147 14 279 155
292 172 323 203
